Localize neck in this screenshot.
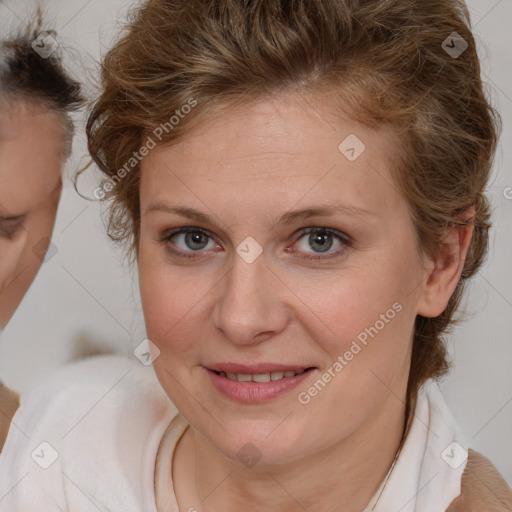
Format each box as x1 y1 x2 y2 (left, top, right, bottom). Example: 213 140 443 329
173 390 407 512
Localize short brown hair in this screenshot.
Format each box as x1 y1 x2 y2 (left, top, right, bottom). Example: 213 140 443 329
0 8 83 156
86 0 501 422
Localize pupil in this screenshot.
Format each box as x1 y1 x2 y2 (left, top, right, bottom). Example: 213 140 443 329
309 232 332 252
185 231 208 250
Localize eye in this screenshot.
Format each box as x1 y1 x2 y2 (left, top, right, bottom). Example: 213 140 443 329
0 218 24 240
162 227 221 257
290 227 351 259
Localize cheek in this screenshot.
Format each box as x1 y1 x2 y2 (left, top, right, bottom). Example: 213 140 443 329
297 269 405 353
289 281 414 445
138 247 210 357
293 252 417 397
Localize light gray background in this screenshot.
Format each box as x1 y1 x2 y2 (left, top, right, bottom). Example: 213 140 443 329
0 0 511 483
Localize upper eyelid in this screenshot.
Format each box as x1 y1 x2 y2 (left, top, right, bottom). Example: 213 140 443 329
165 226 219 242
0 216 25 227
0 213 25 221
165 227 223 250
290 227 350 251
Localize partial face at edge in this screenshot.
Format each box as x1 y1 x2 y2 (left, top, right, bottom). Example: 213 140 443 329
0 102 64 328
137 93 432 466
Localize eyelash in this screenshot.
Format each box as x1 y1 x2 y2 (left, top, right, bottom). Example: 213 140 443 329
288 227 352 260
160 228 219 260
160 227 352 261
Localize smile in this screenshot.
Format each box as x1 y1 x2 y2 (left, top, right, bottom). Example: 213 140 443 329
205 365 316 403
216 369 305 382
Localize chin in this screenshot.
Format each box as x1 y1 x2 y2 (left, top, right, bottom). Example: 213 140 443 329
201 418 311 469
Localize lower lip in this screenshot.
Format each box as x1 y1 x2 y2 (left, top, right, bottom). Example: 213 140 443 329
206 368 315 404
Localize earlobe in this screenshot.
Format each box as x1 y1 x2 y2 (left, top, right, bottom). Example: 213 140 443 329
417 208 475 318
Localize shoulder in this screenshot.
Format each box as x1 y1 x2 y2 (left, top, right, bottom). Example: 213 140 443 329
446 449 512 511
7 354 171 436
0 355 178 510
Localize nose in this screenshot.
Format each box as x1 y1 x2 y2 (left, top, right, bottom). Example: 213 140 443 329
211 253 290 346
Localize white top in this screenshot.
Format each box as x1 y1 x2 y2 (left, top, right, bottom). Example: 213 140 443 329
0 355 468 511
0 356 177 512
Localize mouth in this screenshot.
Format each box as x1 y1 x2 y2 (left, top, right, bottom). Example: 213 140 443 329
212 368 310 383
204 364 317 403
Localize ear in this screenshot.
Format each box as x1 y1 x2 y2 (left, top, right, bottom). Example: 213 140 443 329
417 207 475 318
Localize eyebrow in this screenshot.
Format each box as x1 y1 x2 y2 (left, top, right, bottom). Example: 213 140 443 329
145 203 376 229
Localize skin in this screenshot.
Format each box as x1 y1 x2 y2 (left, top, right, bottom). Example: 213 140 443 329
0 101 64 329
138 93 473 512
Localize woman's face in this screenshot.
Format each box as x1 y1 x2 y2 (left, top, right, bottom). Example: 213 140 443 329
138 93 435 466
0 102 63 328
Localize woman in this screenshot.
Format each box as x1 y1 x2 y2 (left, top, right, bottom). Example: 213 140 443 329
0 15 82 450
0 0 510 510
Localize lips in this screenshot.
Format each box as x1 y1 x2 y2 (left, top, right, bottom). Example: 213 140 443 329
204 363 317 403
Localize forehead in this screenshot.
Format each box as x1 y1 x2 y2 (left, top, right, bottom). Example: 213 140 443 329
140 93 401 216
0 102 63 214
